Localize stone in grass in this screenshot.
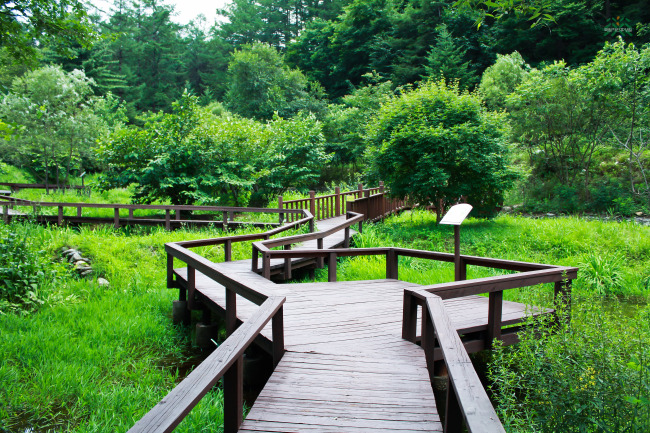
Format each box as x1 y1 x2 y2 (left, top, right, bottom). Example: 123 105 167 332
76 266 92 273
70 252 83 262
74 260 89 268
63 248 78 257
97 278 110 287
80 270 93 277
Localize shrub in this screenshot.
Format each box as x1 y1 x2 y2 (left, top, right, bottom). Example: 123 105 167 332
365 80 517 220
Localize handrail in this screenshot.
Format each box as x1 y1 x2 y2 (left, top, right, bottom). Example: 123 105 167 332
421 292 506 433
128 296 285 433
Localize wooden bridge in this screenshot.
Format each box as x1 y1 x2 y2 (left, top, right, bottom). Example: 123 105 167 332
128 209 576 433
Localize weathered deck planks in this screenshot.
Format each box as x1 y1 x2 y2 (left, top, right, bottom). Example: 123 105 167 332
170 216 546 432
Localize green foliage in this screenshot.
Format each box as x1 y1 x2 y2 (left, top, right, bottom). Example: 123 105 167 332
366 80 517 220
0 0 96 64
579 254 625 297
479 51 529 109
489 305 650 432
323 72 396 167
424 24 477 88
0 223 65 314
226 43 325 121
452 0 556 28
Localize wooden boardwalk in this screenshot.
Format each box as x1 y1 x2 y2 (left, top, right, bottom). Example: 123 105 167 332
167 216 554 432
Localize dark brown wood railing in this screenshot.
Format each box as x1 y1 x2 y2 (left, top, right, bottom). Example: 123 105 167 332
346 192 408 222
0 182 87 192
278 183 385 222
127 296 285 433
133 212 316 433
421 292 506 433
0 196 305 230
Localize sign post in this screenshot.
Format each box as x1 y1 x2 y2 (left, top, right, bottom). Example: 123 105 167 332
439 204 473 281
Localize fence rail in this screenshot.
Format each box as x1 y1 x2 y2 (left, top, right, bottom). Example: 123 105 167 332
278 183 389 222
0 196 304 230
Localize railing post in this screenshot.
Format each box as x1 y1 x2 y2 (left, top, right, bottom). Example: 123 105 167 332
459 256 467 280
421 301 436 382
77 206 82 218
263 252 271 280
187 265 196 310
309 216 314 233
357 183 363 199
226 287 237 335
344 226 350 248
114 208 120 229
278 195 284 224
386 249 398 280
58 206 64 226
309 190 316 220
175 209 181 221
335 186 341 216
554 279 572 326
222 211 228 229
358 219 363 234
487 290 503 348
225 239 232 262
283 244 292 280
317 238 324 268
328 252 337 282
129 208 134 219
2 205 8 223
165 209 171 231
379 181 384 194
251 245 259 272
167 253 175 289
223 356 243 433
401 290 418 342
272 306 285 367
454 225 461 281
229 211 234 222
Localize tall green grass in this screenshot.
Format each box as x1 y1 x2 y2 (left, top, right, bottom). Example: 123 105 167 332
0 222 274 432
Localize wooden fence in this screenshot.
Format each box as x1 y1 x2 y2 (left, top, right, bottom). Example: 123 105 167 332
0 182 88 193
0 196 304 230
346 191 408 222
279 183 384 222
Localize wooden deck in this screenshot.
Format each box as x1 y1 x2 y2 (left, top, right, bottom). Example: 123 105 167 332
169 216 549 432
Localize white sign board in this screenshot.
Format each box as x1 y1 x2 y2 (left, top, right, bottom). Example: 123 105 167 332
439 204 473 225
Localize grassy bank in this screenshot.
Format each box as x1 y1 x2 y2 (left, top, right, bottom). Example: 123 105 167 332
0 222 269 433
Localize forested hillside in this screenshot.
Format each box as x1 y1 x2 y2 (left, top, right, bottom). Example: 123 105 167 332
1 0 649 214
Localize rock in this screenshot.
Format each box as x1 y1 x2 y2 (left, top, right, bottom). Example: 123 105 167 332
60 247 69 253
70 252 83 262
636 212 644 216
80 270 93 277
74 260 89 268
97 278 109 287
546 213 556 217
63 248 77 257
502 206 512 212
76 266 92 273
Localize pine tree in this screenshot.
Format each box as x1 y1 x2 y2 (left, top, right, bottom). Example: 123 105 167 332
424 24 476 88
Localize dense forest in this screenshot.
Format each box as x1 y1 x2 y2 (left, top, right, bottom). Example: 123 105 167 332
1 0 650 214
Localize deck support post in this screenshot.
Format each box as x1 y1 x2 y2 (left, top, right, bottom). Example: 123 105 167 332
251 245 259 272
223 356 244 433
172 300 189 325
445 380 463 433
167 254 175 289
487 290 503 348
422 300 437 385
272 306 285 367
328 253 337 282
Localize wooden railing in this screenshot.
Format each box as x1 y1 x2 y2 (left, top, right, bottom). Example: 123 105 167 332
0 196 305 230
346 192 408 222
127 296 285 433
0 182 87 192
131 212 316 433
421 292 506 433
278 183 383 222
251 211 365 279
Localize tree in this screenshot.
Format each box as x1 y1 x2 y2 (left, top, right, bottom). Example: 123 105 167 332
479 51 529 109
424 24 477 88
0 66 105 189
0 0 95 64
225 43 324 120
366 80 517 220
